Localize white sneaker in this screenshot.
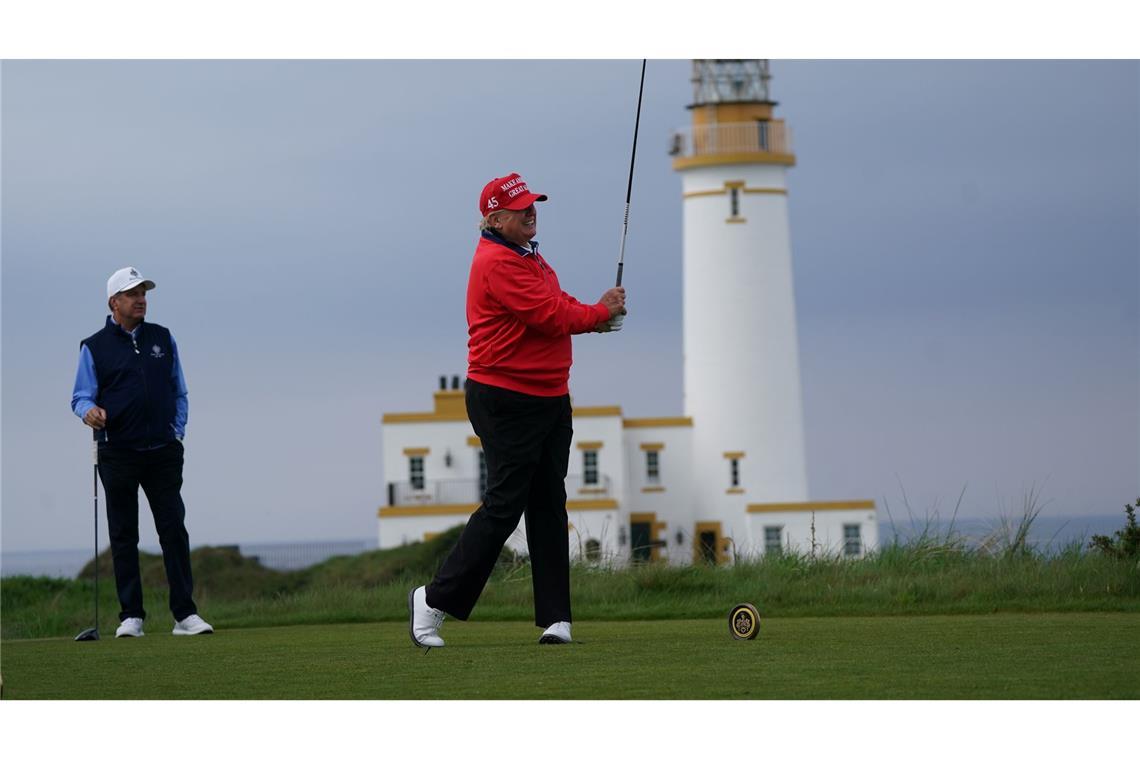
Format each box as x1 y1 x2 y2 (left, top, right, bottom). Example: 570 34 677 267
115 617 144 638
539 621 572 644
172 614 214 636
408 586 445 648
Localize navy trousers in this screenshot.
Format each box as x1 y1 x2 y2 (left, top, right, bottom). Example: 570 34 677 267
426 379 573 627
97 440 198 622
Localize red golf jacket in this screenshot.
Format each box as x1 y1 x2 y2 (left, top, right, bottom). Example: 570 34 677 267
467 232 610 396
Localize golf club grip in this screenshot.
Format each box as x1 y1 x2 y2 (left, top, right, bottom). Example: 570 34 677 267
616 262 623 287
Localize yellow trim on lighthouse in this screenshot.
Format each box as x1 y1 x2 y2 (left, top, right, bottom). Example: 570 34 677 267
674 152 796 170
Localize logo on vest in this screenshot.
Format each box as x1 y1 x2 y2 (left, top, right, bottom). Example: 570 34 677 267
151 345 165 359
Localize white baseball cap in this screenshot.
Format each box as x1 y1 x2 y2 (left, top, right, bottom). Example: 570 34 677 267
106 267 156 299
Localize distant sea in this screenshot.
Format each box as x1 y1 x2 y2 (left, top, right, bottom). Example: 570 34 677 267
876 514 1127 551
0 514 1129 579
0 539 376 579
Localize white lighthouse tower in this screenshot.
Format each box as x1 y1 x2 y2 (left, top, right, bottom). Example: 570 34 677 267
673 60 809 554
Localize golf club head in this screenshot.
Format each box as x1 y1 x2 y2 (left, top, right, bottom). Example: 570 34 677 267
74 627 100 642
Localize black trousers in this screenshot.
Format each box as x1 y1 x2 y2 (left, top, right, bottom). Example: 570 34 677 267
97 440 198 622
426 379 573 627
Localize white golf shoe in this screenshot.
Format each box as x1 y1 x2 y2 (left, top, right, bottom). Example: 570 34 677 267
539 621 572 644
172 614 214 636
115 617 145 638
408 586 445 649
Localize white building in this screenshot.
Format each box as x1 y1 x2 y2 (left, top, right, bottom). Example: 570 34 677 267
378 60 877 564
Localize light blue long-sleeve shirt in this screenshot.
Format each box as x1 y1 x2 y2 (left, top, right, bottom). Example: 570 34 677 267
71 321 189 439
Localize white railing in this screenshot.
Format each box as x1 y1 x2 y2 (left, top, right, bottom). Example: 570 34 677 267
669 121 793 159
389 479 481 506
387 473 612 506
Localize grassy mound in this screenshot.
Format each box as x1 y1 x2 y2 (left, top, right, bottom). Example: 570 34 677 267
78 544 306 599
70 524 498 599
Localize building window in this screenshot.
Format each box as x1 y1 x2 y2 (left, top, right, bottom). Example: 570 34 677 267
730 187 740 217
764 526 783 556
585 539 601 562
723 451 745 492
844 524 862 556
583 450 598 485
409 456 425 490
477 450 487 500
645 450 660 484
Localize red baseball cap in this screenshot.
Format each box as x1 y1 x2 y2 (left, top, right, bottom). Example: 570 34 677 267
479 172 548 217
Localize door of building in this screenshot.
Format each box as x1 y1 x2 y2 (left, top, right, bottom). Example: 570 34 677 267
630 519 652 563
697 530 718 565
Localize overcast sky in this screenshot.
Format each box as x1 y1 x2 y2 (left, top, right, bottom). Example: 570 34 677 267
2 59 1137 552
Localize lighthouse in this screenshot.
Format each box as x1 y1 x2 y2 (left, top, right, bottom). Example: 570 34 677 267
672 60 809 551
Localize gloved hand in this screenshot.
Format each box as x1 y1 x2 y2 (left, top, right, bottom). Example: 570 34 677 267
596 313 625 332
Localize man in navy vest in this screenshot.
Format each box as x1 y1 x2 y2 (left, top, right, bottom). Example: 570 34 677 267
71 267 213 638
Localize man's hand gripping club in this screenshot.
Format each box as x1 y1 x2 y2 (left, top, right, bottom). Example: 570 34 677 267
596 287 627 333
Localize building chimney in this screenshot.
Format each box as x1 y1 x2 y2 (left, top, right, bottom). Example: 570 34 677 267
451 375 460 390
439 375 447 391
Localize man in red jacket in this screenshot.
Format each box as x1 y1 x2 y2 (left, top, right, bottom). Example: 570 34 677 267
408 172 626 648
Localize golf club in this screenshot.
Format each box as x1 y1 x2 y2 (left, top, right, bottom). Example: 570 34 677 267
610 59 646 329
75 435 100 642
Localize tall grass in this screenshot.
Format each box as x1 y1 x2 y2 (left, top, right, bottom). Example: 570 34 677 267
4 499 1139 640
4 537 1137 639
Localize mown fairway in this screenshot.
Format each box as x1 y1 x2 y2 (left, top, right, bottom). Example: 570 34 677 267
3 612 1138 699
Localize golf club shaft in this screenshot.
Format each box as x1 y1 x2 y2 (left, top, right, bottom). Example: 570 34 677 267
615 59 647 288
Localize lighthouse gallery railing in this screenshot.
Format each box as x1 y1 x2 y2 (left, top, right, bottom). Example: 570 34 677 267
669 121 793 158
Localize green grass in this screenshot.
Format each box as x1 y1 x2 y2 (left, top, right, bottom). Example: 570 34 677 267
4 536 1138 640
3 613 1138 699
